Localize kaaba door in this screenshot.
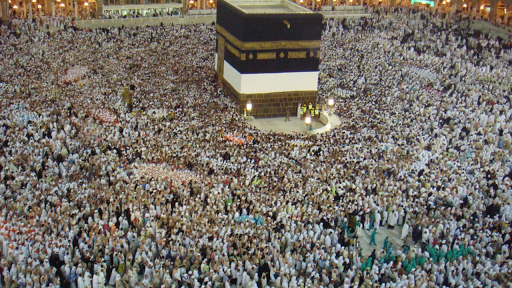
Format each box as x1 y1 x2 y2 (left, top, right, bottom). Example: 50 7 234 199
217 36 225 83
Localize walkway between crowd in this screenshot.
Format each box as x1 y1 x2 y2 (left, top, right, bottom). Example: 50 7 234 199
359 226 410 257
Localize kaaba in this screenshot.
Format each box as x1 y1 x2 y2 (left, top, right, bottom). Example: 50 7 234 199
215 0 322 118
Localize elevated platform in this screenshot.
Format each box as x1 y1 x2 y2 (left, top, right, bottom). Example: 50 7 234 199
320 11 371 18
187 9 217 15
319 6 370 18
75 15 215 28
102 3 182 11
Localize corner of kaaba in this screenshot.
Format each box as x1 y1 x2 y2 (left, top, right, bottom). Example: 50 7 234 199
215 0 323 118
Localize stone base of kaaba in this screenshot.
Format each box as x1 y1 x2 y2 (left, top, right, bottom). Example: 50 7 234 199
223 79 317 118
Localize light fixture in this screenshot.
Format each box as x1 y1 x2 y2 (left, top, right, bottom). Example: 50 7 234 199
442 1 446 4
446 0 450 3
84 1 88 5
189 0 193 3
305 116 311 125
480 4 484 9
13 4 18 8
209 0 213 3
60 3 64 6
32 0 36 3
37 4 41 8
463 3 467 7
246 100 252 112
300 0 303 2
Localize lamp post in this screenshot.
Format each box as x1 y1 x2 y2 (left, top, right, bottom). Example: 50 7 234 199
305 114 312 131
246 100 252 117
328 98 334 116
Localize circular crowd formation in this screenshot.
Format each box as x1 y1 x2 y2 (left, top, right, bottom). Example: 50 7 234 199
0 9 512 288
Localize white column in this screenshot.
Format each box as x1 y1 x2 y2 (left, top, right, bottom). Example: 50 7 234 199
1 0 10 24
74 0 77 17
28 0 32 18
182 0 187 14
505 11 509 24
96 0 102 17
312 0 315 10
51 0 55 16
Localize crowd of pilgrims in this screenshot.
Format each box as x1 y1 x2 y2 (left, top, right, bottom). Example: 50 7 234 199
0 8 512 288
